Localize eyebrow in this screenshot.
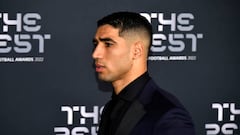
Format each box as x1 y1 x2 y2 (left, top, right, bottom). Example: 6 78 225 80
93 37 117 43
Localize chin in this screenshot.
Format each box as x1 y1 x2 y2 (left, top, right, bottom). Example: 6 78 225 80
98 75 114 82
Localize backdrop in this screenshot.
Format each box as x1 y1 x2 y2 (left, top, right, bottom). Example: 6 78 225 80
0 0 239 135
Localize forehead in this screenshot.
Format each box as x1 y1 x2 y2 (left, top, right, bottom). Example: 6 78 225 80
95 24 120 39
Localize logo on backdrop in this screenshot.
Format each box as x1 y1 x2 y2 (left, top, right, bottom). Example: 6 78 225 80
140 12 203 61
54 105 104 135
205 102 240 135
0 13 51 62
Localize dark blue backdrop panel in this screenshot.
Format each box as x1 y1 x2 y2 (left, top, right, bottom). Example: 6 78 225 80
0 0 239 135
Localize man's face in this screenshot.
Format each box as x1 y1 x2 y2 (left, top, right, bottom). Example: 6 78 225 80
92 24 134 83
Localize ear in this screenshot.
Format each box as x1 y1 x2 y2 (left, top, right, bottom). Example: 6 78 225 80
132 41 144 59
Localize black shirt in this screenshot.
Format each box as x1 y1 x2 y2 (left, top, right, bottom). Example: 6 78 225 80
98 72 150 135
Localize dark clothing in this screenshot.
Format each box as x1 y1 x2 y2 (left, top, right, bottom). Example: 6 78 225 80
98 73 195 135
99 72 150 135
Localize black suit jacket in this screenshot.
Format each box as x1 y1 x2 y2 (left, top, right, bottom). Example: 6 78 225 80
99 79 195 135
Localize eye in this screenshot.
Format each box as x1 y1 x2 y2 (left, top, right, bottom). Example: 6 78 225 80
105 42 113 47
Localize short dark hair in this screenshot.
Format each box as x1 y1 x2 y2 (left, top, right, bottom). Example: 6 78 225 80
97 11 152 46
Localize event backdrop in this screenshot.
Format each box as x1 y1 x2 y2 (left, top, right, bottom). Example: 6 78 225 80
0 0 239 135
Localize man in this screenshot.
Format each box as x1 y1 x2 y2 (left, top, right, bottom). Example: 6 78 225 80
92 12 195 135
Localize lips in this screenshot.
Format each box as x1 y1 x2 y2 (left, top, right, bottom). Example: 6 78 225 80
95 63 105 72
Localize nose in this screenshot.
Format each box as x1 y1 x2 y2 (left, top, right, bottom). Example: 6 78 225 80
92 44 103 60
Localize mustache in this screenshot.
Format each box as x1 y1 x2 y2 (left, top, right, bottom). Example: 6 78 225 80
93 59 105 67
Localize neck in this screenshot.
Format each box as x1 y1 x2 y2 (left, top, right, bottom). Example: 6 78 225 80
112 68 147 95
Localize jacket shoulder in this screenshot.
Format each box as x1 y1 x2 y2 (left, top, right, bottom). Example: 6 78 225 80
134 80 195 135
139 79 185 111
140 79 194 123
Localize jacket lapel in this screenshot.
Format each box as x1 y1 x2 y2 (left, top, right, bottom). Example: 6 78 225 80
114 100 146 135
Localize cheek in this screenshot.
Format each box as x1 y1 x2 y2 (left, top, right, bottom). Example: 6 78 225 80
108 52 132 72
106 45 133 71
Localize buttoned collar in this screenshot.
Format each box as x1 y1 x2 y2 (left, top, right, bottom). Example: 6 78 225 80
112 72 150 102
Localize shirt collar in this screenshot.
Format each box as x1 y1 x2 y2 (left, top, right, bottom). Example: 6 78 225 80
112 72 150 102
